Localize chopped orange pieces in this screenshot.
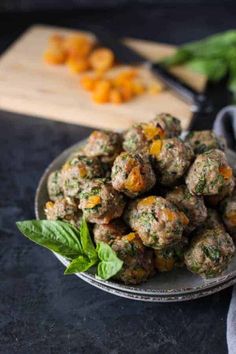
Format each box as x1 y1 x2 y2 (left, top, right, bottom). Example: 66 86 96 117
125 166 145 192
163 208 177 222
150 140 163 156
85 195 101 208
143 124 165 141
67 57 90 73
219 165 233 180
43 32 164 104
45 201 54 210
43 45 67 65
155 256 175 272
92 80 111 103
64 35 93 58
89 48 114 72
138 196 156 207
148 83 163 95
179 212 189 225
226 211 236 225
109 89 123 104
123 232 136 242
78 165 87 178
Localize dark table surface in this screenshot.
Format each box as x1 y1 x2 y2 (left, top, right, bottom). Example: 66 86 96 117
1 3 235 354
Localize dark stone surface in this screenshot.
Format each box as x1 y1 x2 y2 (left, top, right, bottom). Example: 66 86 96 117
0 4 235 354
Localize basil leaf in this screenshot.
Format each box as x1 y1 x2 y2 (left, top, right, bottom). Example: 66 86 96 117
16 220 83 259
64 255 96 274
96 242 123 281
80 218 98 262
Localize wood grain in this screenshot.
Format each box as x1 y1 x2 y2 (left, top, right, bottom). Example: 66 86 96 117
0 25 206 130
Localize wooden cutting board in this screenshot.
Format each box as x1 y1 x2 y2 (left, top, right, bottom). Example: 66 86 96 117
0 25 206 130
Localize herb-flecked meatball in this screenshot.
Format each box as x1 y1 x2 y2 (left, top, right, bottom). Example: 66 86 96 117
93 220 128 245
186 149 234 196
45 197 81 227
47 170 63 201
124 196 188 249
111 233 155 284
150 138 194 186
111 152 156 198
184 227 235 278
79 179 125 224
123 113 181 154
185 130 226 154
83 130 122 163
154 237 188 272
166 185 207 233
220 189 236 238
61 155 104 198
206 177 235 207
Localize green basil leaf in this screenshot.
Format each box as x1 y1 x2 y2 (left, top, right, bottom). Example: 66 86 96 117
64 255 96 274
96 242 123 281
80 218 98 262
16 220 83 259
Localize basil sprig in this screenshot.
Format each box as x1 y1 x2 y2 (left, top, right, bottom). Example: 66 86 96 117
16 218 123 280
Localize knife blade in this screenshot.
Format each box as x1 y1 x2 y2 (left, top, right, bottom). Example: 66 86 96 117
92 27 211 113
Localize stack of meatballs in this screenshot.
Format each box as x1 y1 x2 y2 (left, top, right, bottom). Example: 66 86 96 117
45 113 236 284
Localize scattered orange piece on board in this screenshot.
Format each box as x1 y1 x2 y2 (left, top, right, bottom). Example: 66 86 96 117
67 56 90 73
89 48 115 72
64 34 93 58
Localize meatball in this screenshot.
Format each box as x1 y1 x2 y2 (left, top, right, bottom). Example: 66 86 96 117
111 232 155 284
123 199 140 230
184 227 235 278
79 179 125 224
186 149 234 196
185 130 226 154
83 130 122 163
151 113 182 138
45 197 81 227
122 113 181 154
205 177 235 207
61 155 104 198
150 138 194 186
93 220 128 245
166 185 207 233
47 170 63 201
220 189 236 238
124 196 188 249
154 237 188 272
111 152 156 198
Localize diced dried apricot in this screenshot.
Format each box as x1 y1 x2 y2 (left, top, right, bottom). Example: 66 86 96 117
138 196 156 207
155 256 175 272
62 162 70 171
143 124 164 141
85 195 101 208
67 57 90 73
132 81 145 95
148 83 163 95
113 70 137 86
80 76 96 91
89 48 114 72
163 208 177 222
119 82 134 101
78 165 87 178
150 140 163 156
219 165 233 180
64 35 93 58
125 166 145 192
49 34 65 46
92 80 111 103
43 46 67 65
226 211 236 225
123 232 136 242
45 201 54 210
179 212 189 225
109 89 123 104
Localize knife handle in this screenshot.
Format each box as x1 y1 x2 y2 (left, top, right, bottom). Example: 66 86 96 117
151 63 208 112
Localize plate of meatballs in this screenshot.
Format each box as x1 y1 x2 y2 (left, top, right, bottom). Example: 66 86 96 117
35 113 236 301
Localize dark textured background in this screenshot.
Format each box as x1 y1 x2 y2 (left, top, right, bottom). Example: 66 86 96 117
0 2 235 354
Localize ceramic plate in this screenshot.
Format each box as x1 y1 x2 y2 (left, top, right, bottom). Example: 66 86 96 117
35 139 236 301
